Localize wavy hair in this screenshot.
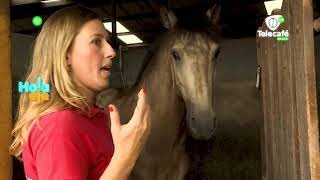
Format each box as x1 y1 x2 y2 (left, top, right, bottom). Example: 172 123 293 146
10 5 100 159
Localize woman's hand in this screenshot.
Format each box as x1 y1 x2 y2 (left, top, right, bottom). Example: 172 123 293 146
99 88 151 180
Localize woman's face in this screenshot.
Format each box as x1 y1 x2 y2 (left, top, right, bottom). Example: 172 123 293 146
67 19 116 94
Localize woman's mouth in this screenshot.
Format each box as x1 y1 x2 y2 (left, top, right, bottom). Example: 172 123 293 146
100 67 111 72
100 64 111 78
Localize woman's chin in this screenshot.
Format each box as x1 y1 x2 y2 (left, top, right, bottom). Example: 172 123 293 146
99 80 110 90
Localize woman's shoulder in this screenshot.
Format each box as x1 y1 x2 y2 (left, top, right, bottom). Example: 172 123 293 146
24 109 95 162
40 108 80 123
32 108 88 136
40 108 82 121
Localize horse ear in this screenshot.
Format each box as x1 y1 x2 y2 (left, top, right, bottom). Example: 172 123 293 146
206 4 221 25
160 6 177 29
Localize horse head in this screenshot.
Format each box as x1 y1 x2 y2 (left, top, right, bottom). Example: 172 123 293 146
160 5 221 140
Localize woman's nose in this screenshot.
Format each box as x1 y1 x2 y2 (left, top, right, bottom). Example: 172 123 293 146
105 43 116 60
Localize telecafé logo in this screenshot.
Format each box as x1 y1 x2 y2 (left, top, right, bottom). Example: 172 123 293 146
265 15 284 31
257 15 289 41
18 77 50 101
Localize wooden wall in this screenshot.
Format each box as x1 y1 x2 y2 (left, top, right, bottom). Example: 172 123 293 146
0 0 12 179
257 0 320 179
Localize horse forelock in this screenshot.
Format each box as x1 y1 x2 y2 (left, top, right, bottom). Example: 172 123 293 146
174 9 222 42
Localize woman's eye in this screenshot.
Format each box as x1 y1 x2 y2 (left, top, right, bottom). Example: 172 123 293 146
92 38 101 46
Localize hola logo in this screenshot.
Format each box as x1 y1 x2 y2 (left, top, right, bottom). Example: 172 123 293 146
257 15 289 41
18 77 50 101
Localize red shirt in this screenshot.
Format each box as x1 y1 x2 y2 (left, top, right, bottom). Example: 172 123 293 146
22 106 114 180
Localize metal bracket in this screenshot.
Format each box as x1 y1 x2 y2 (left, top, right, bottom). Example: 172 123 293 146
256 66 262 89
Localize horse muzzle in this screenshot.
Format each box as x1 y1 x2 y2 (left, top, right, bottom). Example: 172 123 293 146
186 113 217 140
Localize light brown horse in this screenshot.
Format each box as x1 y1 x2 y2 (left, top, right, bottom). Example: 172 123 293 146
97 5 221 180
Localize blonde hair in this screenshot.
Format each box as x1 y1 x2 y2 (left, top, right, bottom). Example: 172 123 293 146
10 6 100 159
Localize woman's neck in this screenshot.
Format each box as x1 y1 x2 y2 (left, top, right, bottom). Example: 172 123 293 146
77 85 97 107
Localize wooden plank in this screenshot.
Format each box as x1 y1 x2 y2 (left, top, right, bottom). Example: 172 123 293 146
276 2 297 179
258 0 320 179
267 23 280 180
0 0 12 179
289 0 320 179
299 0 320 178
256 28 267 180
290 0 307 178
264 27 273 180
258 22 273 180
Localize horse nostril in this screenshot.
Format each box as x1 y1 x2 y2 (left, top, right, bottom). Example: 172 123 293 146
213 117 218 131
191 117 197 128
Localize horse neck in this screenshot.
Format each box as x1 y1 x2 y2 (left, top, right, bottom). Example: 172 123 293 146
137 44 178 105
115 41 180 119
135 44 187 148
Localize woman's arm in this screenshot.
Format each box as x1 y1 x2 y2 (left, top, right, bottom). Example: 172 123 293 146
100 89 151 180
99 154 133 180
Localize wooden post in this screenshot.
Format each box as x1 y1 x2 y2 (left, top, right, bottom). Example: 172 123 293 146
257 0 320 179
0 0 12 179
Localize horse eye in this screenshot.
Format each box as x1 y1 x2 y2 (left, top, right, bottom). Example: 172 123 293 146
171 49 180 61
214 47 220 59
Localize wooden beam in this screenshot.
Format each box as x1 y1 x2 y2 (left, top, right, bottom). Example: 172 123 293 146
117 12 157 21
0 0 12 179
10 3 71 20
257 0 320 179
301 0 320 178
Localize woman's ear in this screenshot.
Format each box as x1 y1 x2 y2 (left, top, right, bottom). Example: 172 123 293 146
66 52 71 65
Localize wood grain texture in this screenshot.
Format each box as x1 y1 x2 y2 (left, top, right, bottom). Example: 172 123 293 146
257 0 320 179
0 0 12 179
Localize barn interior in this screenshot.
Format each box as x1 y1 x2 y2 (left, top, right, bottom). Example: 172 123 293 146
9 0 320 179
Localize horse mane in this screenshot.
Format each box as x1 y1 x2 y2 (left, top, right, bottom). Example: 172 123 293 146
132 33 168 87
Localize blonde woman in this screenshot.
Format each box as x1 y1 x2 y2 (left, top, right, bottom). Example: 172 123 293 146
10 5 151 180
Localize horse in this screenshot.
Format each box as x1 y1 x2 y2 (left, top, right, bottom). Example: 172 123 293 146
97 5 221 180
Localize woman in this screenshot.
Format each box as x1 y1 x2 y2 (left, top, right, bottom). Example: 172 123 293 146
10 5 151 180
